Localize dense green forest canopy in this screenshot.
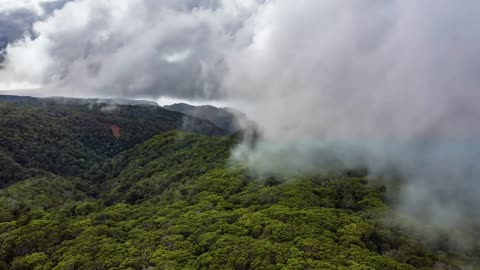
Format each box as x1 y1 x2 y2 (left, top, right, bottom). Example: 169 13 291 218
0 98 477 269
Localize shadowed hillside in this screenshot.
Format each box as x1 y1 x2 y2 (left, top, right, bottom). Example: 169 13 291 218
0 96 228 187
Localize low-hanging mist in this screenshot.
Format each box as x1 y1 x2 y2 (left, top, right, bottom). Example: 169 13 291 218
226 1 480 252
223 0 480 251
231 138 480 251
2 0 480 251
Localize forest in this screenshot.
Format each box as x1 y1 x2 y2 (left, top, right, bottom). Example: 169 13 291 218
0 99 478 269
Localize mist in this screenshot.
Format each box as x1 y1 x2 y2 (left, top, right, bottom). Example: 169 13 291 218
225 0 480 251
1 0 480 252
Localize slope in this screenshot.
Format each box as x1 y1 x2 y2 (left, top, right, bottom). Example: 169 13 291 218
0 98 228 187
1 131 476 269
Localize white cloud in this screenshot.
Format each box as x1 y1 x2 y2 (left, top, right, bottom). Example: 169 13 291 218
163 49 191 63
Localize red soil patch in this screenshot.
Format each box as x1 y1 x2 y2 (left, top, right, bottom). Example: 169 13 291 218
108 124 121 139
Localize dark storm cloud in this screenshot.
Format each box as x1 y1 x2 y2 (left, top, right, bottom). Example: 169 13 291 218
0 0 72 61
0 10 36 50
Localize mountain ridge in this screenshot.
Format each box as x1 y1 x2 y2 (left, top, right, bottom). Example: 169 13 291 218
0 95 229 188
164 102 251 134
0 94 159 107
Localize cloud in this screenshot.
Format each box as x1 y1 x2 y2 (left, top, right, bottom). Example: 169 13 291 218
225 0 480 140
0 0 71 68
0 0 261 97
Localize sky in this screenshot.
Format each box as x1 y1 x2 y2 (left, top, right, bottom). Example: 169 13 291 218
1 0 480 249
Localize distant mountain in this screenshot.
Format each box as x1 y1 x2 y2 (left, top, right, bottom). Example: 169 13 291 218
0 95 38 103
46 96 159 107
164 103 251 133
0 94 158 106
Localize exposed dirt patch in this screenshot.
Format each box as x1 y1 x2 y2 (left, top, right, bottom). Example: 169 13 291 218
108 124 121 139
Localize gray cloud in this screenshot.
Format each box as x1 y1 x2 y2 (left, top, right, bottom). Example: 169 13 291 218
0 0 259 96
0 10 37 50
1 0 480 251
0 0 72 72
0 0 71 51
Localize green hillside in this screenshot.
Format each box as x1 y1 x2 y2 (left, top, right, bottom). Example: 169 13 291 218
0 130 477 269
0 100 227 187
